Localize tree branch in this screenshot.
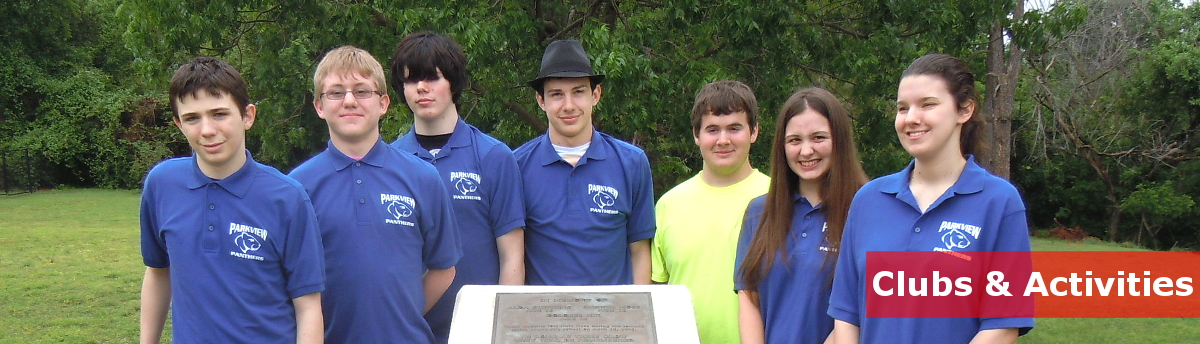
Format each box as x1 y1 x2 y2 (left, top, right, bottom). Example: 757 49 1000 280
469 83 546 132
546 0 606 42
786 21 869 39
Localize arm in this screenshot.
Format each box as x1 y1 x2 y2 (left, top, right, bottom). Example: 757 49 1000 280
140 267 171 344
629 240 652 285
831 320 859 344
293 293 323 344
737 291 765 344
969 328 1018 344
423 267 457 313
496 228 525 285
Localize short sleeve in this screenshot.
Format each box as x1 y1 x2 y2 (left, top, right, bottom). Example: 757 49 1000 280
281 193 325 299
625 151 656 243
484 145 526 238
139 176 169 268
980 190 1035 335
650 200 669 283
421 174 463 270
828 195 864 326
732 202 761 291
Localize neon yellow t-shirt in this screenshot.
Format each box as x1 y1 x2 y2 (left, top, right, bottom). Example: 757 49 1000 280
652 171 769 344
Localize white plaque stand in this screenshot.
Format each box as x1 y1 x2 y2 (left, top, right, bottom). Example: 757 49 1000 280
448 284 700 344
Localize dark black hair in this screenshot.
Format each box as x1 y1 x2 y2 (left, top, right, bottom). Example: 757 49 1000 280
389 31 468 105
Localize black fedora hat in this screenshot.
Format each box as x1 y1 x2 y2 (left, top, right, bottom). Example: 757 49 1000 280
527 40 605 89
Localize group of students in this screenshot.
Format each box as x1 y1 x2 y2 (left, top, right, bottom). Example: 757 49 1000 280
138 31 1032 344
654 54 1034 344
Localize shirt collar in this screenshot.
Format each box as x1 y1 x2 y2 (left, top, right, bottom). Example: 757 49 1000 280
326 138 389 171
535 129 609 166
792 192 824 210
444 118 473 150
879 155 986 196
187 150 256 198
396 118 472 160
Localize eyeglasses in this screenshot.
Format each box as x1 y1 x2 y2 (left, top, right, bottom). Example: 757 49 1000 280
321 89 381 101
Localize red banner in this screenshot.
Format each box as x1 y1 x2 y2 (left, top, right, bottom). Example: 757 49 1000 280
865 251 1200 318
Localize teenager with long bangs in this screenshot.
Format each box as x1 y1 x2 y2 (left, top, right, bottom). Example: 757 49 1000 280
828 53 1034 343
388 31 527 344
734 87 868 344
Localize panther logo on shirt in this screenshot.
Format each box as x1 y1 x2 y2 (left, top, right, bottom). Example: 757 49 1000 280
381 193 416 226
228 222 268 261
936 221 981 251
587 184 619 214
450 171 482 200
234 232 261 253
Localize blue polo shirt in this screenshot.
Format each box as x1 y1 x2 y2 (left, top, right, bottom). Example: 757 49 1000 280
140 151 325 344
392 119 526 343
513 130 656 285
828 156 1034 343
734 195 835 344
288 139 462 344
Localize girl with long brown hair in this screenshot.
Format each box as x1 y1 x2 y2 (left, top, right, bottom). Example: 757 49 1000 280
734 87 868 343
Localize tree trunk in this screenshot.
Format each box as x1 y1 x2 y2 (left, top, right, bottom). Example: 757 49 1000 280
981 1 1022 179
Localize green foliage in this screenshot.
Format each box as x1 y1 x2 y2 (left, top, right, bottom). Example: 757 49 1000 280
0 0 173 189
1014 0 1200 248
1121 181 1195 218
115 0 1011 194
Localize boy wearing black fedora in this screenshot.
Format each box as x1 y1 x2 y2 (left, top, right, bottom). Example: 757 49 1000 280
512 39 656 286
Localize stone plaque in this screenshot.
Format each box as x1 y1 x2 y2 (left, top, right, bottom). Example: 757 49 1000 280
492 292 657 344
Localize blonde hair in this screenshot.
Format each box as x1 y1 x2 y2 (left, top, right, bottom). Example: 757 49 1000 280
312 45 388 97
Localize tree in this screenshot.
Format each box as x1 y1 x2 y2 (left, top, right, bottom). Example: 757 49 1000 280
118 0 1009 197
981 0 1023 179
1018 0 1198 243
1 0 169 189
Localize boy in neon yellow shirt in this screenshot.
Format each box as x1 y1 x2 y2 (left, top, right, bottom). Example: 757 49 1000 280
652 80 769 343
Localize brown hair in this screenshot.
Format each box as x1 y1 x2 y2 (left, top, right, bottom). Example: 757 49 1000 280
690 80 759 136
312 45 387 98
168 56 250 118
738 87 867 294
901 53 982 157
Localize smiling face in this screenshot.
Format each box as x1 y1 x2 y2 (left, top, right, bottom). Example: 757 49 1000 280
402 67 455 122
895 74 972 162
173 91 256 179
537 77 601 146
784 109 834 183
314 71 390 144
694 111 758 177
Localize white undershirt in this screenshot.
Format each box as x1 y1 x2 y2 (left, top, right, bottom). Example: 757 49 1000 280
552 142 590 162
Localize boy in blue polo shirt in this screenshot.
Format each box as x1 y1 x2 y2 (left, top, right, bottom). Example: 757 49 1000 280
289 46 462 343
388 32 526 343
140 56 325 344
514 40 656 286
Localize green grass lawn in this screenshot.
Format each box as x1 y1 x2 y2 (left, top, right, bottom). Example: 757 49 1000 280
0 189 144 343
1 189 1197 342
